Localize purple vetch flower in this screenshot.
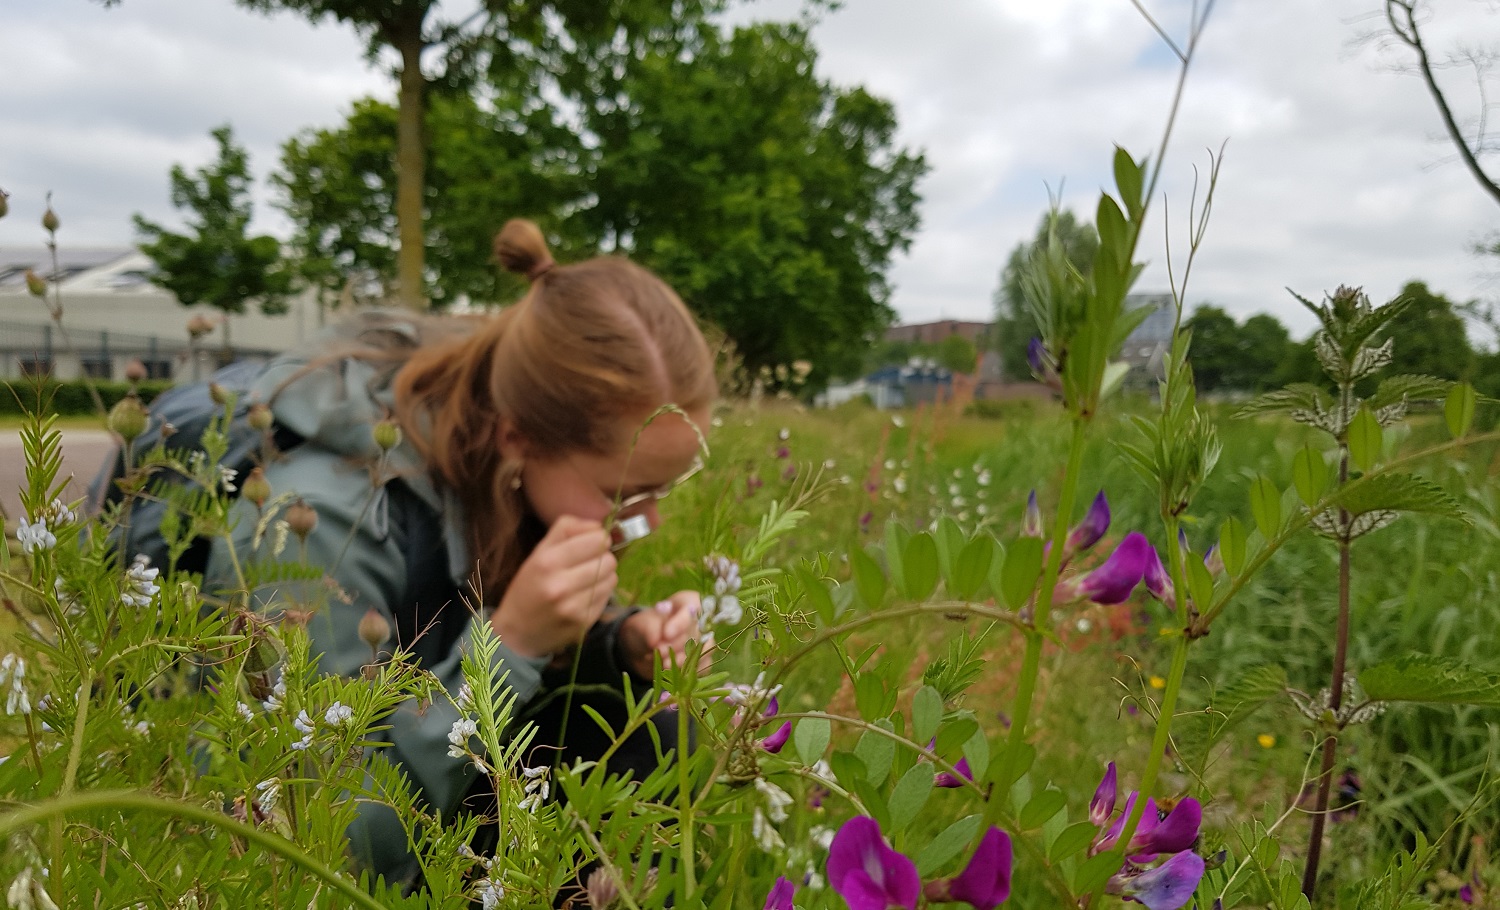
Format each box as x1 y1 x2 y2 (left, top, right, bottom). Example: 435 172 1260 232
1203 544 1224 577
776 445 792 460
827 816 920 910
1094 792 1156 854
934 757 973 789
1118 849 1206 910
860 510 874 534
1027 338 1062 391
1066 491 1111 557
1130 798 1202 859
1073 532 1154 605
1143 543 1174 603
763 720 793 754
764 876 796 910
923 826 1013 909
1090 762 1118 827
1022 490 1044 538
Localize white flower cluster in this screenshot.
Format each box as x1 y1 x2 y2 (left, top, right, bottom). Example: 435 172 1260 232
7 866 61 910
478 878 504 910
291 709 316 751
262 677 286 713
289 700 352 752
254 778 280 815
16 518 55 555
518 765 550 812
448 716 478 759
122 555 161 608
725 672 782 710
0 654 30 716
700 555 743 629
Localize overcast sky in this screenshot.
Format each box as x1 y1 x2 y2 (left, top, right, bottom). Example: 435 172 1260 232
4 0 1498 339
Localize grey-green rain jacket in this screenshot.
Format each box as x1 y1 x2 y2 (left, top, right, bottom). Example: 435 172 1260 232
204 314 638 883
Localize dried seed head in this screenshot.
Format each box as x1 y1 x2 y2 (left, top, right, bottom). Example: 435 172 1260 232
241 466 271 509
107 392 149 442
285 497 318 540
372 418 402 452
247 402 274 432
208 383 230 406
124 359 148 382
24 269 46 297
0 188 9 220
242 627 285 677
41 204 59 234
187 314 216 339
358 607 391 651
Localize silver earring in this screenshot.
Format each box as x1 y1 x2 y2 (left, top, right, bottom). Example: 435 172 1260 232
509 462 524 491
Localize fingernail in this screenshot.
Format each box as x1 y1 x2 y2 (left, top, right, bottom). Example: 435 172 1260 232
655 600 673 615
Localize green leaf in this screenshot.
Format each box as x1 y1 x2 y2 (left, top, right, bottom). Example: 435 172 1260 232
795 566 836 624
1049 821 1099 861
1075 850 1124 895
1000 536 1045 611
854 723 896 784
987 539 1008 604
1219 516 1247 577
889 763 936 830
794 717 831 764
1096 194 1129 264
1445 381 1477 438
1359 655 1500 706
962 726 990 781
933 517 965 587
1249 475 1282 539
851 547 887 609
1186 556 1214 611
1113 145 1145 218
1235 383 1326 419
902 532 940 601
935 715 980 757
1333 472 1467 522
990 740 1035 791
1292 445 1329 506
1347 405 1382 473
885 520 910 596
915 815 982 876
1369 374 1451 410
950 535 995 601
1020 786 1068 830
855 672 894 721
911 685 944 747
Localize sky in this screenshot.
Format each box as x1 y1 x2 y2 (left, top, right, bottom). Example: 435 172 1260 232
3 0 1499 340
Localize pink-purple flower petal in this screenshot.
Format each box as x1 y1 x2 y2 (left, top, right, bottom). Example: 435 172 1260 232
764 875 796 910
1123 850 1206 910
1090 762 1118 827
935 757 974 789
947 826 1013 909
762 720 793 754
827 816 920 910
1130 798 1201 857
1078 532 1152 605
1143 543 1174 603
1066 491 1111 556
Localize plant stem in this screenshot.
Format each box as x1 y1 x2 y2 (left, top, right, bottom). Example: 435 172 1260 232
0 791 388 910
678 688 696 901
1302 452 1353 898
991 417 1088 809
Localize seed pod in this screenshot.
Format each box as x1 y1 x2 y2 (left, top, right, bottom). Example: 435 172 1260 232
358 607 391 650
0 189 9 220
372 418 402 452
107 392 149 442
124 359 148 382
247 402 273 432
41 204 59 233
242 627 285 677
285 497 318 540
24 269 46 297
187 314 216 339
241 466 271 509
208 383 230 406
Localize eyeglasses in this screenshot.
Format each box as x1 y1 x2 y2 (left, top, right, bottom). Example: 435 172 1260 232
610 455 705 515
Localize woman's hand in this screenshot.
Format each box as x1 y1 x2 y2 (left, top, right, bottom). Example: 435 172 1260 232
492 515 617 659
619 590 708 679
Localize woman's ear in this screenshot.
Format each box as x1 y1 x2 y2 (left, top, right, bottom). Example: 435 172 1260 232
496 418 529 460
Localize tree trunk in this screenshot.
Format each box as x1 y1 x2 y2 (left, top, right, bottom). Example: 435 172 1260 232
395 27 427 311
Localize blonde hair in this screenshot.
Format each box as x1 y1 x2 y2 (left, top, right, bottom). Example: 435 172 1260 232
393 218 717 597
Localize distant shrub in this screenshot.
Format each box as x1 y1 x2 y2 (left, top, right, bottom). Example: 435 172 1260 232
0 379 173 417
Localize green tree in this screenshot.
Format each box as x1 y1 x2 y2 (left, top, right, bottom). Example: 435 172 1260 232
1184 304 1239 392
98 0 725 311
934 334 978 374
1381 280 1474 380
993 210 1098 380
590 23 925 380
1236 312 1293 391
134 126 294 353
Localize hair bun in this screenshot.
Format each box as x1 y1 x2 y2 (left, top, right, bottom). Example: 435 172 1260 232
494 218 556 282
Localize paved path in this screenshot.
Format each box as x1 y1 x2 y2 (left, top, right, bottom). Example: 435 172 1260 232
1 429 116 522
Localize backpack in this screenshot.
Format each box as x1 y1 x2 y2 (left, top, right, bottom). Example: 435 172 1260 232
89 359 304 576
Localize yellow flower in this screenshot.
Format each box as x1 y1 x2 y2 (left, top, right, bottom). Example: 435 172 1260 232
1148 675 1166 690
1257 733 1276 749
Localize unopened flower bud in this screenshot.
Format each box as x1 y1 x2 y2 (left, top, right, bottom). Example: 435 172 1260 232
41 203 59 234
187 314 215 339
209 383 230 406
358 607 391 650
372 418 402 452
247 402 273 432
285 497 318 540
241 466 271 509
24 269 46 297
107 392 149 442
124 359 148 382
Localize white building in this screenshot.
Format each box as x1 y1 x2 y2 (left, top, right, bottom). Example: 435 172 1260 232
0 247 325 381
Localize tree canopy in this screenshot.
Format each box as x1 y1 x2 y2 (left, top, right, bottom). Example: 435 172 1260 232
134 126 294 345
